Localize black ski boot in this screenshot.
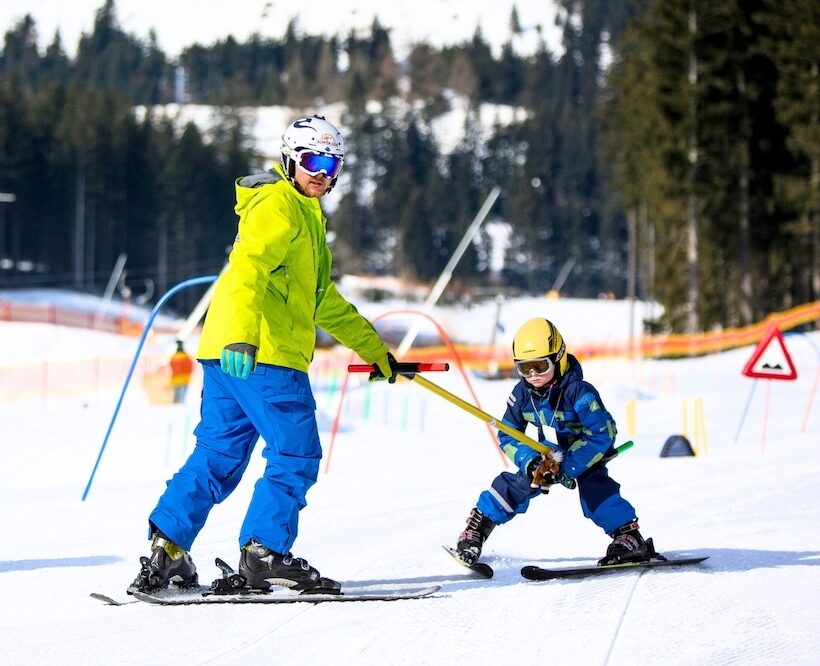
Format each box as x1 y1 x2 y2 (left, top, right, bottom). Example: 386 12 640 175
598 520 656 566
128 531 198 594
238 540 341 593
455 508 496 565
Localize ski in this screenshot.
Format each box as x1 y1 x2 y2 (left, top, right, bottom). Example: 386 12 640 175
128 585 440 605
95 555 441 606
91 583 440 606
520 555 708 581
443 545 494 578
90 592 139 606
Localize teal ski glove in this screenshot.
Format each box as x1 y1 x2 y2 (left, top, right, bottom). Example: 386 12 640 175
220 343 257 379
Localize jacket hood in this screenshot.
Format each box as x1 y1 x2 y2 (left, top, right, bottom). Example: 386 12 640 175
561 354 583 383
234 163 289 217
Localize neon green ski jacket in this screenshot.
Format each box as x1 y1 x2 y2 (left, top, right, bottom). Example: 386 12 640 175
197 164 387 371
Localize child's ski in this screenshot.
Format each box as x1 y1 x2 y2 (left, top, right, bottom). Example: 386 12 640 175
521 555 708 581
443 545 494 578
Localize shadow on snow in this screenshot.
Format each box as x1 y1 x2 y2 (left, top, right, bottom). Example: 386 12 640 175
0 555 123 572
345 548 820 591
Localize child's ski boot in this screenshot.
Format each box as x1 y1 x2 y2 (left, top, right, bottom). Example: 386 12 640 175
598 520 656 566
455 508 496 566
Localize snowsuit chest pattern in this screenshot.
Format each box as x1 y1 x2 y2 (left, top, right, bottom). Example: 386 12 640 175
149 165 387 555
476 355 637 534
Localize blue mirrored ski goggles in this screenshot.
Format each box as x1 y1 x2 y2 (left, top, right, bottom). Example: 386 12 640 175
295 150 343 178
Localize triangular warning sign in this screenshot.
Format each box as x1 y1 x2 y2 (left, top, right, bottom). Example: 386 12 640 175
742 325 798 380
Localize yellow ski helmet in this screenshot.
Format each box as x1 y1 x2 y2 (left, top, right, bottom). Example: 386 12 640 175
512 317 569 377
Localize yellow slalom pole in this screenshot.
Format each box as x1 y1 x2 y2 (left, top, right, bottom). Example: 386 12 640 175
406 373 551 454
625 398 637 436
404 373 635 464
696 396 709 457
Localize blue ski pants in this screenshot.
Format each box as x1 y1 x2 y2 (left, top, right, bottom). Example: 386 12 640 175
148 361 321 553
475 463 636 535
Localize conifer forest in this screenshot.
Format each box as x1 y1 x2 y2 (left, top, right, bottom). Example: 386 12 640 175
0 0 817 332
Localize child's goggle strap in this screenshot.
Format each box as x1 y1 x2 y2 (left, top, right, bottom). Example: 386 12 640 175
295 150 343 178
515 355 556 378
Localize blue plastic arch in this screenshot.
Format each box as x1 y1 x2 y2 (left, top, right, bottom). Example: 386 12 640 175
81 275 218 501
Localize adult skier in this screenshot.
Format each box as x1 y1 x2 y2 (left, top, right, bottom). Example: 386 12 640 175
130 115 396 595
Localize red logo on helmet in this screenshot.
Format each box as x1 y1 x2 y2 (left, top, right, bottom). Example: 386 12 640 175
318 133 337 147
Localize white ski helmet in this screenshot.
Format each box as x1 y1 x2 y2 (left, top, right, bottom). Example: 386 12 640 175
281 115 345 191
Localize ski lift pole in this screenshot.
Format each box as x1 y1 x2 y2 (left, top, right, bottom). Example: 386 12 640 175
81 275 218 501
396 186 500 357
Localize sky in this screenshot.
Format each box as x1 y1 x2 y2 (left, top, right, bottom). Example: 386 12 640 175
1 291 819 664
0 0 564 59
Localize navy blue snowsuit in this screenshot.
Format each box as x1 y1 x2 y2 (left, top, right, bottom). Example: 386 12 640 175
475 354 637 535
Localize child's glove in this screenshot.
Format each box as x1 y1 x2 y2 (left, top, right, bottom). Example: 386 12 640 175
220 343 257 379
526 454 562 493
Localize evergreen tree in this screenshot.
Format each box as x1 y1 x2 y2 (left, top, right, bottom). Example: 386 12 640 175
0 0 814 325
495 41 524 105
465 29 496 103
71 0 173 103
366 19 399 101
0 16 43 92
41 33 71 84
447 51 479 100
442 110 486 282
330 114 379 273
605 0 812 330
762 0 820 305
366 112 443 281
315 38 342 103
407 44 450 102
603 1 699 330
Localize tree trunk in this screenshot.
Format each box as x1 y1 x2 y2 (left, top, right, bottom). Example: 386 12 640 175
737 69 753 325
686 2 700 334
812 60 820 301
627 206 638 342
74 169 86 290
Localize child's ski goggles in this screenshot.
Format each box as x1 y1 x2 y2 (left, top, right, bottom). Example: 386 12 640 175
515 355 556 378
295 150 343 178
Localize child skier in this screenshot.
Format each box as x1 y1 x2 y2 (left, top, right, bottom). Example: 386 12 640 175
454 317 655 567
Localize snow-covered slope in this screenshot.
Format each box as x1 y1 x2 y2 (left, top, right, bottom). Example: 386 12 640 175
1 295 818 664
